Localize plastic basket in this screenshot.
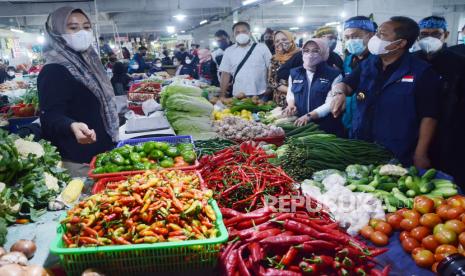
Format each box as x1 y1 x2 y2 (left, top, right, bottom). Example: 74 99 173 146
129 82 161 93
234 135 286 146
128 104 144 115
88 136 198 179
49 200 228 276
91 170 205 194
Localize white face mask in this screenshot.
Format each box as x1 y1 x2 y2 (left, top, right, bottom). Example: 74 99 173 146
155 63 162 68
173 61 179 66
62 30 94 52
418 36 443 54
368 35 400 56
235 33 250 45
7 71 15 77
185 59 192 64
130 63 139 70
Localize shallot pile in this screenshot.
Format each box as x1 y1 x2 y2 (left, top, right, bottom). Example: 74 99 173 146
214 116 284 140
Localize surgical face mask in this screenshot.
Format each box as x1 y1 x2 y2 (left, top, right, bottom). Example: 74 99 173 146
62 30 94 52
367 35 400 56
173 61 179 66
130 63 139 70
7 71 15 77
185 59 192 64
155 63 162 68
235 33 250 45
327 39 337 52
462 36 465 44
345 38 366 56
418 36 443 54
303 52 323 70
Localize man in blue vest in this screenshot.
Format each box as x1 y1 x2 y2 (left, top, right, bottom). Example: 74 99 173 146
341 16 377 132
330 16 441 168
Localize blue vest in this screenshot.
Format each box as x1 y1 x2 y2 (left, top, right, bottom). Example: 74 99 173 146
352 54 432 165
290 64 344 137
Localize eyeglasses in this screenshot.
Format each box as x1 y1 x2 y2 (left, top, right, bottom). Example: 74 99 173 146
302 49 320 54
419 31 444 39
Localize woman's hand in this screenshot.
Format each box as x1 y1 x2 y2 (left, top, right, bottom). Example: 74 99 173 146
283 105 297 116
331 93 346 118
294 114 310 127
71 122 97 144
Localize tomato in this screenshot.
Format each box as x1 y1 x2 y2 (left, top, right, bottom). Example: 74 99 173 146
400 231 411 242
435 253 449 262
402 237 421 253
410 226 431 241
370 231 389 246
420 213 442 228
459 232 465 247
436 244 458 255
412 249 435 268
432 262 439 273
434 228 457 245
397 208 409 217
434 224 446 235
431 197 445 208
447 206 465 220
422 235 440 252
458 244 465 254
386 213 403 230
369 218 382 228
447 195 465 208
400 218 419 231
411 247 424 256
444 219 465 234
437 204 451 220
414 196 435 214
360 225 374 239
375 221 393 236
403 210 421 220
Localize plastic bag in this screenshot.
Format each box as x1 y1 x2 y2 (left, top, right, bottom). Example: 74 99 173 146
312 169 345 182
142 99 161 115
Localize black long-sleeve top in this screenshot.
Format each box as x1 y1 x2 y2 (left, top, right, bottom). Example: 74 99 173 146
38 64 114 163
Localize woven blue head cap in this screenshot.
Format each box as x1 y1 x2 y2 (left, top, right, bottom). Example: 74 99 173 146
419 17 448 31
343 19 376 33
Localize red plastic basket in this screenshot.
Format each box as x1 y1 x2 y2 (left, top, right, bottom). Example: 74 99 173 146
233 135 285 146
128 105 144 115
88 156 199 179
91 170 204 194
129 82 161 93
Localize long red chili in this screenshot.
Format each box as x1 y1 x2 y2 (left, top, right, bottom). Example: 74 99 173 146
281 247 299 266
263 268 301 276
237 245 251 276
259 235 312 246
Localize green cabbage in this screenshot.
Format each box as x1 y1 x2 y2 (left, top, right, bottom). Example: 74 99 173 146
165 94 213 116
161 85 203 107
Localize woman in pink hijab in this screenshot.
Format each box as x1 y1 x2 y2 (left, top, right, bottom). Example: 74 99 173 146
284 38 345 137
197 48 218 85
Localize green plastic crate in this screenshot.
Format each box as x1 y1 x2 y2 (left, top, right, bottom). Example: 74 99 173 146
50 200 228 276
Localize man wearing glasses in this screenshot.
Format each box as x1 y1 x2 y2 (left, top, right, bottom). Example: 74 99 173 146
413 16 465 187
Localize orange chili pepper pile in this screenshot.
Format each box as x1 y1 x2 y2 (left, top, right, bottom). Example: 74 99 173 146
61 170 218 247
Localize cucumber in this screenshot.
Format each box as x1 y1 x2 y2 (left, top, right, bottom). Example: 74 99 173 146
374 190 391 197
392 188 411 207
419 180 435 194
432 187 458 198
349 178 370 186
369 175 380 188
406 189 416 197
421 168 437 182
377 182 398 192
432 179 456 189
384 195 402 211
356 185 376 193
398 176 408 192
346 184 357 191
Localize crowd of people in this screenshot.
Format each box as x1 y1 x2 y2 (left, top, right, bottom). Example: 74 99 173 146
2 5 464 184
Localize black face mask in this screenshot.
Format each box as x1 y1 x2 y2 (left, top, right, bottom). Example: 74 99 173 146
109 58 117 62
265 39 274 47
180 48 186 52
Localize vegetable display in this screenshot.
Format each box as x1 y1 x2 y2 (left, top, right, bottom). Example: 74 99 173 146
162 84 217 140
220 206 390 276
301 174 385 236
198 142 295 211
62 170 218 247
91 141 197 174
324 164 459 212
0 130 69 224
376 195 465 272
213 109 253 121
214 116 284 141
227 96 276 113
279 134 393 181
194 139 236 158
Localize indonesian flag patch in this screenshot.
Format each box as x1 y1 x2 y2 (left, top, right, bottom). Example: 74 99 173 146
401 75 414 82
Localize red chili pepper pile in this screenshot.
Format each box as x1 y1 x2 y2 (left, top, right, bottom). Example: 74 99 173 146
61 170 218 247
219 206 391 276
199 142 296 211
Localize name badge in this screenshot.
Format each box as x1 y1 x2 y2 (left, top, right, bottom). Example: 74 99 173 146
319 78 330 83
401 75 414 83
293 79 304 84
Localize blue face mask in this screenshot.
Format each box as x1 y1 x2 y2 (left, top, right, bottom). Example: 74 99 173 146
345 38 366 56
463 36 465 44
218 40 229 50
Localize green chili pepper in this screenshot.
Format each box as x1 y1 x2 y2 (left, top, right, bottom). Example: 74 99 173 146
110 152 125 165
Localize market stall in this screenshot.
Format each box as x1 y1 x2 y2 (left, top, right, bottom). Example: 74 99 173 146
0 80 464 276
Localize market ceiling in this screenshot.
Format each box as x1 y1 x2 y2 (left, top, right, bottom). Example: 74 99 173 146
0 0 462 36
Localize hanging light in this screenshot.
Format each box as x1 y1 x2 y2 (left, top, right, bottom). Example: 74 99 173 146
200 19 208 25
282 0 294 5
166 26 176 33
